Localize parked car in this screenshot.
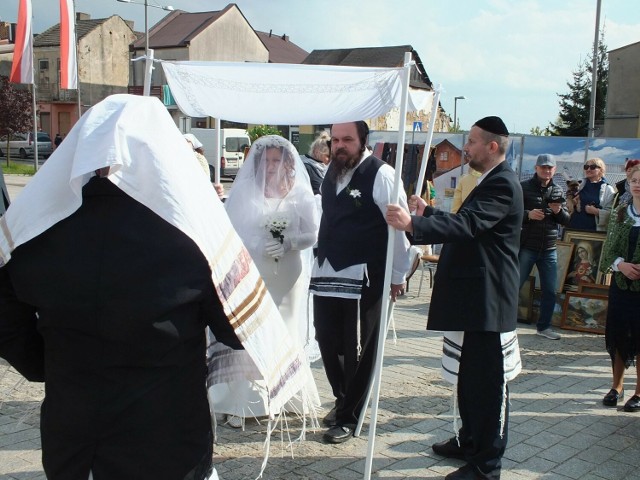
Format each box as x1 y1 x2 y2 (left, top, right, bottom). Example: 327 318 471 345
0 132 53 159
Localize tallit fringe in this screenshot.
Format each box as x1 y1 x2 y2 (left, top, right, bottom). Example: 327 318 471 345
256 385 320 479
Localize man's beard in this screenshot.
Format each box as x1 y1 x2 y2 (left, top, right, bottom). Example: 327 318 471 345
327 148 361 182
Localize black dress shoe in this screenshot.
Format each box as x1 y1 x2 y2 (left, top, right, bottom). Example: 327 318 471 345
432 437 465 460
322 406 337 427
623 394 640 412
445 464 500 480
323 425 353 444
602 388 624 407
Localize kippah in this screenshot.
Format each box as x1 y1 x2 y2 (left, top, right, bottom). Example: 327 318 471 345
473 116 509 136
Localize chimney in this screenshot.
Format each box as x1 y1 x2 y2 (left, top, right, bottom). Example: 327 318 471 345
282 33 287 41
269 29 272 37
76 12 91 22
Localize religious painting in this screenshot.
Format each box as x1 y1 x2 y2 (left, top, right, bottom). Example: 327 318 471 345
560 292 608 334
531 241 574 293
518 276 535 323
562 230 607 288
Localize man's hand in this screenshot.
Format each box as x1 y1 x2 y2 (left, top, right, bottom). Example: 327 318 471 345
386 204 413 233
548 202 562 215
390 283 405 302
528 209 545 221
408 194 428 216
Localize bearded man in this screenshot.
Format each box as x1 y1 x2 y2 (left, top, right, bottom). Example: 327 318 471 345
310 120 411 444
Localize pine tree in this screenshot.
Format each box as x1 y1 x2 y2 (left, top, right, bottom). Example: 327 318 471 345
549 32 608 137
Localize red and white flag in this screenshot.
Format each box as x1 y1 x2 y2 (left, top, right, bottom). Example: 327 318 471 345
59 0 77 89
9 0 34 84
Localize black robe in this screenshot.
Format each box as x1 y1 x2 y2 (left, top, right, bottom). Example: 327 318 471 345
0 177 241 480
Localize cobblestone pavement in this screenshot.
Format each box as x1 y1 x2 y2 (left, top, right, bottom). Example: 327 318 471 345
2 278 639 480
2 174 639 479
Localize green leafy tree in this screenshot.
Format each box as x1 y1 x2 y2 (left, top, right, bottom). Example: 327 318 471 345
0 76 32 166
247 125 283 143
549 32 608 137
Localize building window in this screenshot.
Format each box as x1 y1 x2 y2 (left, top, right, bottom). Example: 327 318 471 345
440 151 449 161
39 59 49 71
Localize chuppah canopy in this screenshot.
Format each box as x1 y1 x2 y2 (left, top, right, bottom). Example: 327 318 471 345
160 55 434 480
161 60 433 124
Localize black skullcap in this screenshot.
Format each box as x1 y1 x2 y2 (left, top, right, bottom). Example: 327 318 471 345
473 116 509 136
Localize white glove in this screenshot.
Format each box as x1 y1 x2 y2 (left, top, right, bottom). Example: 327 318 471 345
265 239 285 259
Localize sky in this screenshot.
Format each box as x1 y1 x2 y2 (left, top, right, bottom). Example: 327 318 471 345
2 0 640 134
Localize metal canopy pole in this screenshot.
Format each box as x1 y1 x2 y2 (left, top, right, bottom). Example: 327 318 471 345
362 51 412 480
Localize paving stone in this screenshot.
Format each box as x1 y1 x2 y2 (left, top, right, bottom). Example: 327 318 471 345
2 279 640 479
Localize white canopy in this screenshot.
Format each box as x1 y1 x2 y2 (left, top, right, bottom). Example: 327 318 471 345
161 61 433 124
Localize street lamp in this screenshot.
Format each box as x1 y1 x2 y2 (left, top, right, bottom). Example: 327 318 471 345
117 0 174 95
453 95 466 132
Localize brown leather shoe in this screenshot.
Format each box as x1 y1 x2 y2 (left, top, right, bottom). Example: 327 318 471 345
432 437 465 460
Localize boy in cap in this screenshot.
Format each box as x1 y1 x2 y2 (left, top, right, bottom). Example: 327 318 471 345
518 154 570 340
386 116 523 479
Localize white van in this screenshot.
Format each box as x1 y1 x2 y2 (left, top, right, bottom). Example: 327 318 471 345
190 128 251 180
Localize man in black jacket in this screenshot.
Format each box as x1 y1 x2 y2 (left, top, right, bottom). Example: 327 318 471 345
519 154 570 340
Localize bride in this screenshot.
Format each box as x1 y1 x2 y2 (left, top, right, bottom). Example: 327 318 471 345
211 135 321 426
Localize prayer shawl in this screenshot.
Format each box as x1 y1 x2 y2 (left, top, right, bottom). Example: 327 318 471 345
0 94 312 415
441 331 521 439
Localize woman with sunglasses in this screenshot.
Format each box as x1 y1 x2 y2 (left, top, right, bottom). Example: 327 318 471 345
568 157 616 231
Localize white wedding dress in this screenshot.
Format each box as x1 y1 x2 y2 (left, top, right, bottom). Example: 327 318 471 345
210 136 321 420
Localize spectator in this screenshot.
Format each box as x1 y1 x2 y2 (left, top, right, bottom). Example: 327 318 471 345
385 115 523 480
451 168 481 212
613 159 640 209
600 164 640 412
302 131 330 195
568 157 616 231
518 154 570 340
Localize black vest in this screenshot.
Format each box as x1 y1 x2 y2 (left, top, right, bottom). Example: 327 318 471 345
317 156 387 271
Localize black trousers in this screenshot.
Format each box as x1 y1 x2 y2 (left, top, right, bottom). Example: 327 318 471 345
457 331 508 475
313 268 383 426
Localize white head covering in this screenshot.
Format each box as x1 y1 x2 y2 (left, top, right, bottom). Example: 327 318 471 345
225 135 319 254
0 94 312 414
183 132 203 150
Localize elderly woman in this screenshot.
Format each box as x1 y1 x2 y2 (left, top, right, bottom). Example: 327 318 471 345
600 164 640 412
211 135 321 427
568 157 616 231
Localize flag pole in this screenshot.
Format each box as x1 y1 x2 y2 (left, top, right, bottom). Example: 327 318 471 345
362 51 412 480
32 83 38 171
73 0 81 118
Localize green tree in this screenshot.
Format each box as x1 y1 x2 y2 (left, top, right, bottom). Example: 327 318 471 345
530 126 551 136
549 31 608 137
0 76 32 166
247 125 283 143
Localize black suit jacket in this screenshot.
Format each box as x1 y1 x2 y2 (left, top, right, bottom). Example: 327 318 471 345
410 161 523 333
